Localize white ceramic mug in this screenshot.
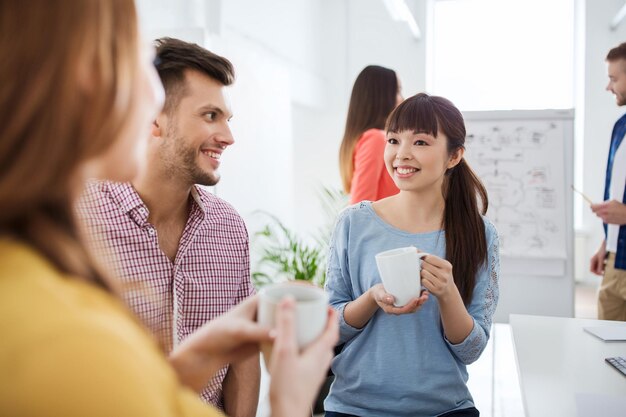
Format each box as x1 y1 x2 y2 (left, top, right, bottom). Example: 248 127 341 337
375 246 429 307
257 282 328 368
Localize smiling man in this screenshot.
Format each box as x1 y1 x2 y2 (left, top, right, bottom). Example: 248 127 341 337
77 38 259 415
589 42 626 321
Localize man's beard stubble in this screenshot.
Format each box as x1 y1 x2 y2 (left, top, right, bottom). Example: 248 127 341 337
161 135 221 187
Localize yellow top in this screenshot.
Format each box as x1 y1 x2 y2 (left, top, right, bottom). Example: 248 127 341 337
0 239 221 417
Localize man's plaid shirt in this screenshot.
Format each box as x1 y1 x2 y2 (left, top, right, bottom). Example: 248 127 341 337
77 181 255 408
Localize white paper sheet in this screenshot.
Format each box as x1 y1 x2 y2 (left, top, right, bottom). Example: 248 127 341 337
583 326 626 342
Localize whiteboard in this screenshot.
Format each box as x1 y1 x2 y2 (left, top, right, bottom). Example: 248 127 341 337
463 109 575 321
463 110 573 259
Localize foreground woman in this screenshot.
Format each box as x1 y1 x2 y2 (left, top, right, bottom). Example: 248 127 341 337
0 1 337 416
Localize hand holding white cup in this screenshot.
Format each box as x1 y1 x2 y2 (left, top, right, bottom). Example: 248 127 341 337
257 282 329 368
375 246 429 307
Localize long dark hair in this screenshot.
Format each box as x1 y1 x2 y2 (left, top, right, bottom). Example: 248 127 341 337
339 65 398 193
386 93 488 304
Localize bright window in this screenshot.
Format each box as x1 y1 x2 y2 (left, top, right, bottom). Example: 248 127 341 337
428 0 575 111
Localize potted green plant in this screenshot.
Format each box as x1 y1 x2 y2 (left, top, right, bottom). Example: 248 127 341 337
251 212 326 288
251 186 347 288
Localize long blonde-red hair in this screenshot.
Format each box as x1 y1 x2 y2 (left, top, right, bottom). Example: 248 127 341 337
0 0 142 287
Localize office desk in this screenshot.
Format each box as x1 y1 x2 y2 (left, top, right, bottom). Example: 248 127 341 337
510 314 626 417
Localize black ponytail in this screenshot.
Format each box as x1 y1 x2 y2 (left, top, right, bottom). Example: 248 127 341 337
443 159 488 304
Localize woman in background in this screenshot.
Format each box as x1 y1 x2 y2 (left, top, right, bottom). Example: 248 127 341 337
339 65 403 204
0 1 337 416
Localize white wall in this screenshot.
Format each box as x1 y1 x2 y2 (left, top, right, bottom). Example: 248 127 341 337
346 0 426 97
214 33 295 231
581 0 626 282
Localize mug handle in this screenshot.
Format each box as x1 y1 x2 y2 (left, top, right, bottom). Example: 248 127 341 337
416 252 429 290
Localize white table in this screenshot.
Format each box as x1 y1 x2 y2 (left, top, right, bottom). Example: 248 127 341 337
510 314 626 417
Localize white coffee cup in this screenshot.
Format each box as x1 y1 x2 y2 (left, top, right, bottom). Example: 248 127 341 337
257 282 328 368
375 246 428 307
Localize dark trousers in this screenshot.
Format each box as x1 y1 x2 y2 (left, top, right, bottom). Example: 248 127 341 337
438 407 480 417
325 407 479 417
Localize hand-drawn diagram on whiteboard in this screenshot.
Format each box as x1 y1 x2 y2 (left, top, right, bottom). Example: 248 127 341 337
464 118 567 258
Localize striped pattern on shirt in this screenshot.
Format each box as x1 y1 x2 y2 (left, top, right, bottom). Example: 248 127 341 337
77 181 255 408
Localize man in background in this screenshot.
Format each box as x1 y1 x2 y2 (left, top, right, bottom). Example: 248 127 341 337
590 41 626 321
78 37 259 414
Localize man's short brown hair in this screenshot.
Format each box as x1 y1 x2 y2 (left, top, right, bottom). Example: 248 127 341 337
607 42 626 62
154 37 235 115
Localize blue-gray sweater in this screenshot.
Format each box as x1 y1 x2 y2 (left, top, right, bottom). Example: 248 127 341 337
324 201 500 417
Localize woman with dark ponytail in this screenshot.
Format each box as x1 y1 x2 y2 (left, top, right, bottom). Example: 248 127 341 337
325 93 500 417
